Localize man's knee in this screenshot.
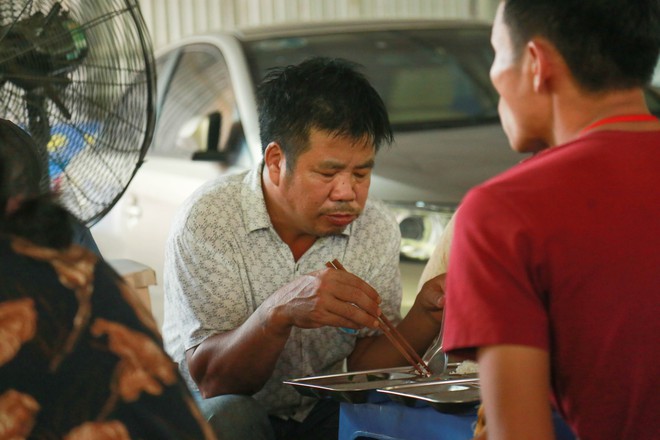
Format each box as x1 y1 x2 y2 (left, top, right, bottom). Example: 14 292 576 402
196 394 275 440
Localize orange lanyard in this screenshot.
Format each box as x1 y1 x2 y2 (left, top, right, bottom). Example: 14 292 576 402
579 114 659 136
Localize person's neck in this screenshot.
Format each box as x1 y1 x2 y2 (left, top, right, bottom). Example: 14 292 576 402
554 88 656 144
261 171 317 262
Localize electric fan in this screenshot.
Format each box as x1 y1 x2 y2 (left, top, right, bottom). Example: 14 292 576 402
0 0 156 226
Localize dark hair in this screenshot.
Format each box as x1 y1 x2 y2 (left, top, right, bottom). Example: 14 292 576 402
256 56 393 170
0 119 73 249
502 0 660 92
0 119 43 199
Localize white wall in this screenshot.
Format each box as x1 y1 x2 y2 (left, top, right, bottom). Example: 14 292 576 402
138 0 499 50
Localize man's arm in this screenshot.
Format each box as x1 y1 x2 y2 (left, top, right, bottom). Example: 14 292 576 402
186 301 290 397
476 345 554 440
347 274 445 371
187 269 383 397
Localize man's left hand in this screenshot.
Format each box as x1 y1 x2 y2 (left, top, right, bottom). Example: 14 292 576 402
414 273 445 322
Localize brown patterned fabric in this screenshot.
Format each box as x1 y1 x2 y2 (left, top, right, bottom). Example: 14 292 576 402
0 236 216 440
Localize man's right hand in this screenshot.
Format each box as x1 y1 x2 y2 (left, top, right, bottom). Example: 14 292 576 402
187 267 383 397
264 267 382 334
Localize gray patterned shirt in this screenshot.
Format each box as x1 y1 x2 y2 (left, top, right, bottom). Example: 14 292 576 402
162 164 402 420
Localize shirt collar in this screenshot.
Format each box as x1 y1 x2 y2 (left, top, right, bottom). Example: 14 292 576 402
241 163 272 233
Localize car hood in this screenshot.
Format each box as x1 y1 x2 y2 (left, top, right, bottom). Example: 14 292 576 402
370 123 521 205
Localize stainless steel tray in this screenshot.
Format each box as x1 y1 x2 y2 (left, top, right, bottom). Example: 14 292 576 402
283 364 477 404
283 366 432 403
378 379 481 413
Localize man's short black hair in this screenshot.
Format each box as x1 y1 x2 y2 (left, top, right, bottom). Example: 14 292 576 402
502 0 660 92
256 56 393 169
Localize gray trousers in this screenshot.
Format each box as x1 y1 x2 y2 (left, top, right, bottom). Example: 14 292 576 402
194 393 339 440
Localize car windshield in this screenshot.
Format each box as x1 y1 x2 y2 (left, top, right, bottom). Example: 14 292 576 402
243 27 500 130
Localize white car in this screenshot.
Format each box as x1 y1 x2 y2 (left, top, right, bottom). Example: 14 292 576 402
92 19 524 325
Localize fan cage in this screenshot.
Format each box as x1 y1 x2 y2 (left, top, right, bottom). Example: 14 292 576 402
0 0 156 225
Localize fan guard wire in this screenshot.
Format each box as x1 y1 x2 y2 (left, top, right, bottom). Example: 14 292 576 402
0 0 156 226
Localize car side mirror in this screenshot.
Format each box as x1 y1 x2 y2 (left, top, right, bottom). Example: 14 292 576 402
183 111 227 162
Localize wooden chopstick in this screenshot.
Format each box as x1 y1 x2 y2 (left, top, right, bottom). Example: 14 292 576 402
376 315 430 377
377 313 432 376
326 259 432 377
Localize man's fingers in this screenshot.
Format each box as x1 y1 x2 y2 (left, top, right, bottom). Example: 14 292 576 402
302 301 379 330
318 296 380 329
325 304 380 330
288 269 382 329
323 269 381 316
337 300 380 329
324 267 381 303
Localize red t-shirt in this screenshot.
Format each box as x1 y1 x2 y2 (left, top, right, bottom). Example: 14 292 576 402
444 130 660 440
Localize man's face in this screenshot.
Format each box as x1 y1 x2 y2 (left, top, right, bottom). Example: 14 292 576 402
490 2 550 153
279 128 375 237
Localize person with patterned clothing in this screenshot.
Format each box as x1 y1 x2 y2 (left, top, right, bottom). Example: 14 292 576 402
0 118 216 440
162 57 446 440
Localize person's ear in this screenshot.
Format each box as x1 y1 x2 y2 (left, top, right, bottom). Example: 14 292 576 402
264 142 285 186
527 38 556 92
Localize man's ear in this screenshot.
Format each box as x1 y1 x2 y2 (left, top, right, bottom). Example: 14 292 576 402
527 38 556 93
264 142 285 186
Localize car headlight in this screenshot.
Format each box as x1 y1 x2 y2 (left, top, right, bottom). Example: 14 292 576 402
385 202 456 261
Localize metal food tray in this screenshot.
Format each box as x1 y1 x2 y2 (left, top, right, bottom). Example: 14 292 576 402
283 366 433 403
378 378 481 413
283 364 476 404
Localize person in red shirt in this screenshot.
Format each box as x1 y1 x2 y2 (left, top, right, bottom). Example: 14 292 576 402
443 1 660 439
